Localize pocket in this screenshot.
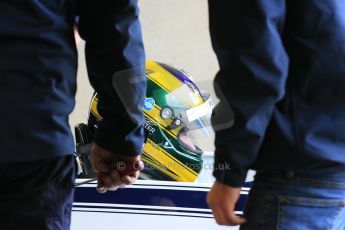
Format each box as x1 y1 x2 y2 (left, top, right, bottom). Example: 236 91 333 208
277 196 345 230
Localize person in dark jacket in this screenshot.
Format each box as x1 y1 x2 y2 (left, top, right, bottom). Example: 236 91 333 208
207 1 345 229
0 0 146 229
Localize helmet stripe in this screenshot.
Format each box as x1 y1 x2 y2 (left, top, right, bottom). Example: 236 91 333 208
146 61 184 93
143 138 198 181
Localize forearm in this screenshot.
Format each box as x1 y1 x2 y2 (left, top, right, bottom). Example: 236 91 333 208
78 0 146 155
209 0 289 186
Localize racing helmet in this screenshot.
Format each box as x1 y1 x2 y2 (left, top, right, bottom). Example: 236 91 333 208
86 61 214 182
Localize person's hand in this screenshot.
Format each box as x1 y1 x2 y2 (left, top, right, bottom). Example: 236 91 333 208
207 181 246 226
90 144 144 193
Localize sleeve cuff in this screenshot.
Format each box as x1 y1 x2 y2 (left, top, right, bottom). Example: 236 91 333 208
212 157 248 187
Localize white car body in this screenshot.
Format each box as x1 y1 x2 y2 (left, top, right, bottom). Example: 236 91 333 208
72 154 252 230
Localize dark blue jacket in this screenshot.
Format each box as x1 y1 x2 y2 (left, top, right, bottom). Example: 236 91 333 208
0 0 146 162
209 0 345 186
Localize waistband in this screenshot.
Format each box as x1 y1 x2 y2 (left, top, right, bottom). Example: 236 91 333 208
256 163 345 184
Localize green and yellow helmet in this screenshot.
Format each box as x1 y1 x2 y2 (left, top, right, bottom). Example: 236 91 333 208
88 61 214 182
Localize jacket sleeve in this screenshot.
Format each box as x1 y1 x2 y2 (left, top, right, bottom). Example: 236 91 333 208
209 0 289 186
77 0 146 156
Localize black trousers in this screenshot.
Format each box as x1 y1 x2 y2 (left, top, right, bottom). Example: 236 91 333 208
0 155 76 230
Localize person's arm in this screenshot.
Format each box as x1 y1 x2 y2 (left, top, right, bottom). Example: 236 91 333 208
77 0 146 156
209 0 288 187
77 0 146 191
207 0 288 225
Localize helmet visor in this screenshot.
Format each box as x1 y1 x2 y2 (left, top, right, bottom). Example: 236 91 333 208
171 94 214 153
